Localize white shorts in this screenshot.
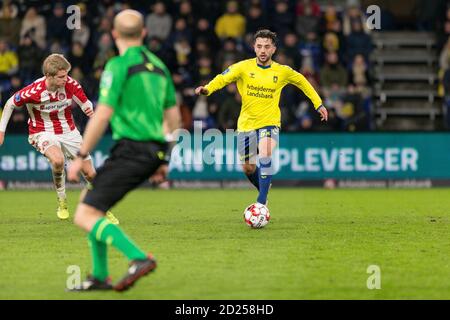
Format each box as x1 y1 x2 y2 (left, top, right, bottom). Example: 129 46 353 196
28 130 92 161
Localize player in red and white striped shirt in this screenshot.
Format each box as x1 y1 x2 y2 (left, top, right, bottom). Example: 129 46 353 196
0 54 118 223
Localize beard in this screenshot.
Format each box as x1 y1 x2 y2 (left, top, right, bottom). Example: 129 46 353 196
257 54 270 64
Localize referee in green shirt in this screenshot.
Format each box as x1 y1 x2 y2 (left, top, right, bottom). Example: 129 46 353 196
67 9 180 292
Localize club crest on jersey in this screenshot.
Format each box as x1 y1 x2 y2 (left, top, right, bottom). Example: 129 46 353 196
14 93 21 102
58 93 66 101
273 76 278 83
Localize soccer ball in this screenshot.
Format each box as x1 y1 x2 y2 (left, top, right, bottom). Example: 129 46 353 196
243 203 270 228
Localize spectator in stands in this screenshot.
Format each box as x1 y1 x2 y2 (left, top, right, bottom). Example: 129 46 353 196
319 3 341 35
280 82 303 131
0 0 20 45
18 35 43 86
72 19 91 50
437 6 450 51
341 84 368 131
195 55 215 84
168 17 193 46
323 83 345 129
282 32 302 69
148 36 177 72
20 7 46 50
178 0 196 29
295 0 320 40
322 31 341 61
91 17 113 49
349 54 372 128
215 37 245 71
0 0 17 18
192 93 209 129
218 84 241 131
93 33 116 70
82 66 103 105
101 4 117 22
349 54 371 88
439 37 450 71
68 42 90 76
296 0 321 18
0 39 18 83
271 0 295 39
299 31 321 72
245 4 266 35
346 20 373 63
47 39 66 55
193 18 220 53
46 2 71 47
439 37 450 98
215 1 246 40
300 59 319 87
320 52 348 88
145 1 172 42
342 4 370 36
193 39 211 60
0 75 27 133
415 0 443 31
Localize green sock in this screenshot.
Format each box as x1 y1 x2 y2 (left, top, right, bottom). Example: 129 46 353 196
88 234 108 281
90 217 147 261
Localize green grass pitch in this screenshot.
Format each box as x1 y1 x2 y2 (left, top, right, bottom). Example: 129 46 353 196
0 188 449 299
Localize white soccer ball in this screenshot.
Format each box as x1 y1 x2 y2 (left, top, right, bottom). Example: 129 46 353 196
243 203 270 228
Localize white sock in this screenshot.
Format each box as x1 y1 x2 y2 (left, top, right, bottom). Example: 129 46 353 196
53 170 66 199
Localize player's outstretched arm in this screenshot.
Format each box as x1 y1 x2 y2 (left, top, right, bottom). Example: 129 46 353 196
195 62 242 96
286 67 327 121
317 105 328 122
0 96 16 146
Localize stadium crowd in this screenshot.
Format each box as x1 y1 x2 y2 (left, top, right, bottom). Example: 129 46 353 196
0 0 378 133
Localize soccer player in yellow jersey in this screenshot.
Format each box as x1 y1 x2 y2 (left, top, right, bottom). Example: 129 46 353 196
195 29 328 206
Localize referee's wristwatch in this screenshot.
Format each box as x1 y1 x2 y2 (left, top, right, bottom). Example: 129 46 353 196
76 151 89 160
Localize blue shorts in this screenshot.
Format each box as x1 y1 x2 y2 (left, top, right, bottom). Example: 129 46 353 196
237 126 280 162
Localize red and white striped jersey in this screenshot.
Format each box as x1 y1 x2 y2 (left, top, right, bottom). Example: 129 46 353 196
12 76 89 135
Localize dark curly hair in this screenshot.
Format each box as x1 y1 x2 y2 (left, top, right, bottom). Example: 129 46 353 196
253 29 277 45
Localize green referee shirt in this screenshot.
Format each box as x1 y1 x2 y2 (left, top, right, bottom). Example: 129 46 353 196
98 45 176 142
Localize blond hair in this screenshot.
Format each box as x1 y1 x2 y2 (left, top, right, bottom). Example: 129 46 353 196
42 54 71 76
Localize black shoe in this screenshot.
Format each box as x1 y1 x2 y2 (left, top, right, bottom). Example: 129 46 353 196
114 253 157 292
68 275 113 291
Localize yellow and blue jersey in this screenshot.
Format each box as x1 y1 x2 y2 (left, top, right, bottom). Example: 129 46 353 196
205 58 322 132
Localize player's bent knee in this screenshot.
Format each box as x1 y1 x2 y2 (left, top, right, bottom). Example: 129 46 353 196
74 203 105 232
50 157 65 171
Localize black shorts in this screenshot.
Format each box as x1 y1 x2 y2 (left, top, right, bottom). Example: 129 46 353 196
83 138 166 212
